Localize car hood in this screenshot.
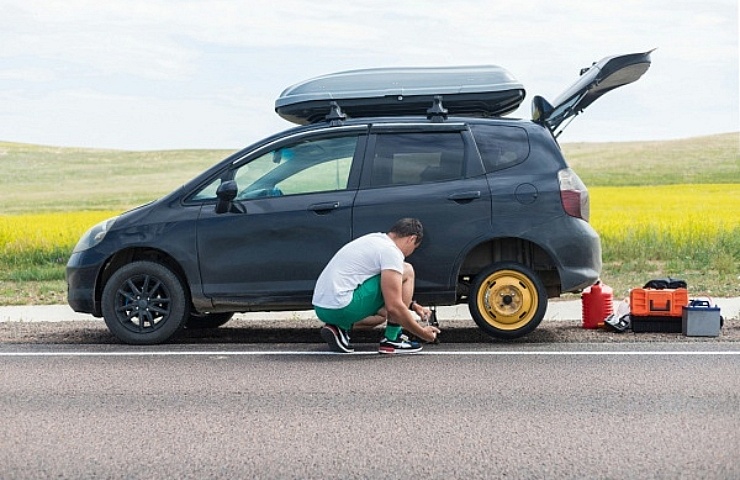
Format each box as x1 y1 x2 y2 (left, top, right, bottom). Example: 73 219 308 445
532 50 654 134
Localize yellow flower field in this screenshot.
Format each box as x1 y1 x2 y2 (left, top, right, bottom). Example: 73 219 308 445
590 184 739 268
0 211 120 267
0 183 738 275
591 184 739 232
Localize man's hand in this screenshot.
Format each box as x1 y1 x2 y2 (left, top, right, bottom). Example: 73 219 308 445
420 325 441 343
412 302 431 322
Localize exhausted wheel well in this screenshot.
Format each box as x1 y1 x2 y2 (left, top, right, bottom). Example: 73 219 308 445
457 238 561 300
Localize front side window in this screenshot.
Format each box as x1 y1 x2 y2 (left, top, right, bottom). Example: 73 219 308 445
369 132 465 187
192 134 358 201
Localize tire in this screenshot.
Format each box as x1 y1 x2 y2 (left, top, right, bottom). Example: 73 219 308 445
186 312 234 329
102 261 189 345
469 262 547 340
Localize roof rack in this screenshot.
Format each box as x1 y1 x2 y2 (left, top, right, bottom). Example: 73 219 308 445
426 95 448 123
322 96 450 125
324 101 346 126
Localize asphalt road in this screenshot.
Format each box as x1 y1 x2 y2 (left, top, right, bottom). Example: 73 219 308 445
1 342 739 479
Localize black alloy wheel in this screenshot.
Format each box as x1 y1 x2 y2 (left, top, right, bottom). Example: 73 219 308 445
102 261 189 345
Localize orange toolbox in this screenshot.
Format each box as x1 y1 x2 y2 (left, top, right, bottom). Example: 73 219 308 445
630 288 689 317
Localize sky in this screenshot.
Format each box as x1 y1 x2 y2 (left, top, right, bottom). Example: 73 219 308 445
1 0 738 151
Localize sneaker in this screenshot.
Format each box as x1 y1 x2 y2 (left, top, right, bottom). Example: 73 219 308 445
397 332 421 348
320 324 354 353
378 336 423 354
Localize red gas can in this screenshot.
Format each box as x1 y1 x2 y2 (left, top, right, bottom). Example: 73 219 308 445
582 281 614 329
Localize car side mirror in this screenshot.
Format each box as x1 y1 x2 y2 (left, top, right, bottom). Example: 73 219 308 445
215 180 244 214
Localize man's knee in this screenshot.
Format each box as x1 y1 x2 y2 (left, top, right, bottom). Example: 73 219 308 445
402 262 415 281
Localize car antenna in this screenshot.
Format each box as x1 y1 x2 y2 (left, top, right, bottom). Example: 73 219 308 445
426 95 448 123
325 101 346 126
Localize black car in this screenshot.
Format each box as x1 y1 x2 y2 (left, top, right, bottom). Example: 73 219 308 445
67 51 652 344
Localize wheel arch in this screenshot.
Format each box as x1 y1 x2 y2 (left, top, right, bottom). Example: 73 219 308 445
94 247 192 316
456 237 562 301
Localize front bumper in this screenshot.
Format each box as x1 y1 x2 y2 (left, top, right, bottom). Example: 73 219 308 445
66 251 104 317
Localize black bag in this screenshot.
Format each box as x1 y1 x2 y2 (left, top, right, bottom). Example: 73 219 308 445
643 277 687 290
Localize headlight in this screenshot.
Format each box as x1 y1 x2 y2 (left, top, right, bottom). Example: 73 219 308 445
72 217 118 253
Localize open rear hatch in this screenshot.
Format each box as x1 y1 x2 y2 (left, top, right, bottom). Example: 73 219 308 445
532 50 654 135
276 65 525 125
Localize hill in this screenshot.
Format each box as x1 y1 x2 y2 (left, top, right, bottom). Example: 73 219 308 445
562 132 738 186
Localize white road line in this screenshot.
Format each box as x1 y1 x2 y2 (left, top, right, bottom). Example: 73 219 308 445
0 350 738 357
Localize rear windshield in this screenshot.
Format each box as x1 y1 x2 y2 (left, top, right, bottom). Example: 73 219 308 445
470 124 529 172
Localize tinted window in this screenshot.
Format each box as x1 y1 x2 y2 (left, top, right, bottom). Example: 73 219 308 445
191 135 358 201
370 132 465 187
470 124 529 172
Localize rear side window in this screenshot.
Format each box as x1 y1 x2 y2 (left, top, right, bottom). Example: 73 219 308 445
369 132 465 187
470 124 529 172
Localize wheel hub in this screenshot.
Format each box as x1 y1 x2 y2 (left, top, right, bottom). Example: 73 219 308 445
115 273 170 331
484 282 527 318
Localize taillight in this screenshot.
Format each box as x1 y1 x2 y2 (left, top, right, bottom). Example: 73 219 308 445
558 168 590 221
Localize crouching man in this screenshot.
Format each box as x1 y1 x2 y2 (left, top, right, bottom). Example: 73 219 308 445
312 217 440 354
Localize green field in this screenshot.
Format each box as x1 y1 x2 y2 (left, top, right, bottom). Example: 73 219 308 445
1 132 738 305
563 133 739 186
0 143 234 214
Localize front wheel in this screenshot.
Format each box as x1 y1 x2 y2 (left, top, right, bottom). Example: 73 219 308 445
469 262 547 339
102 261 189 345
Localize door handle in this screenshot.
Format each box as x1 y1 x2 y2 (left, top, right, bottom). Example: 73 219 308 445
447 191 481 202
309 202 340 213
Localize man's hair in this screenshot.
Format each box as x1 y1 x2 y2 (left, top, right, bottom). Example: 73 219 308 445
389 218 423 245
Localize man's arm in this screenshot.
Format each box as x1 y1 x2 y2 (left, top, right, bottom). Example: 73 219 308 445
380 269 439 342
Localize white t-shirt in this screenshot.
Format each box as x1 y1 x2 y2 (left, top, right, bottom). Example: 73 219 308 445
312 232 405 309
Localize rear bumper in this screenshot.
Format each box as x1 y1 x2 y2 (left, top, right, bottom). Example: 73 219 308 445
560 223 601 292
534 216 602 293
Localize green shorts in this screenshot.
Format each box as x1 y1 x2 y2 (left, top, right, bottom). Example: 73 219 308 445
314 275 384 330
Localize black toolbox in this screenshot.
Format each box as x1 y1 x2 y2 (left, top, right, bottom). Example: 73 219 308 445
630 315 682 333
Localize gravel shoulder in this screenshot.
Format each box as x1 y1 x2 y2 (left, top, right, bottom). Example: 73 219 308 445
1 299 737 345
1 316 737 345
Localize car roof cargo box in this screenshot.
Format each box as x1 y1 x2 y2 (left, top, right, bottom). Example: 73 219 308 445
275 65 526 125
